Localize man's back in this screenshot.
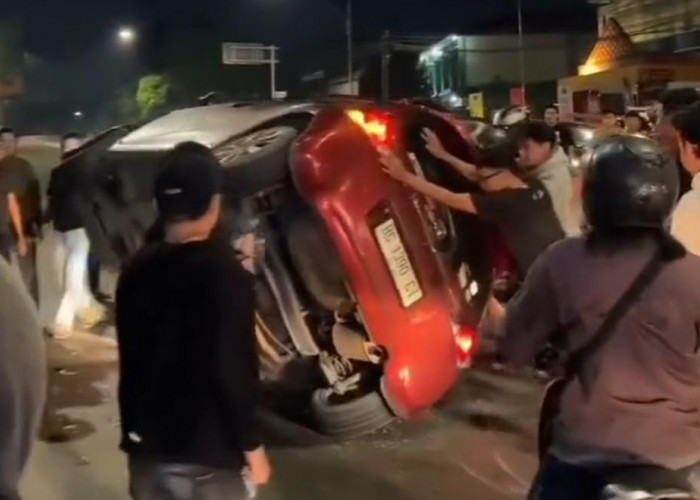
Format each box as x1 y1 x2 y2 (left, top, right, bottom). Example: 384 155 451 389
116 239 259 468
504 237 700 469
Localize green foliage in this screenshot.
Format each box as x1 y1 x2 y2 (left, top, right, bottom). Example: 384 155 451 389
136 74 171 119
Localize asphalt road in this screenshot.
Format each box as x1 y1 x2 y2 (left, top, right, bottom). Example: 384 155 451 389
23 333 543 500
18 137 543 500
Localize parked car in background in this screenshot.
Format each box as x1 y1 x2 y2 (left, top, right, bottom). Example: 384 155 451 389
63 100 503 437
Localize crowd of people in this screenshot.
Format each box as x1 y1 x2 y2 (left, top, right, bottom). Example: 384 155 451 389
2 87 700 500
383 89 700 499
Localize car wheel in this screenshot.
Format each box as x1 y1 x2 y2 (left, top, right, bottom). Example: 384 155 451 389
217 126 299 197
311 388 395 438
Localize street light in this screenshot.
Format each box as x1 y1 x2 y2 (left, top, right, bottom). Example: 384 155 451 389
118 27 136 45
73 111 84 119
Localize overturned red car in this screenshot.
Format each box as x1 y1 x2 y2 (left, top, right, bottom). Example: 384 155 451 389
69 100 491 437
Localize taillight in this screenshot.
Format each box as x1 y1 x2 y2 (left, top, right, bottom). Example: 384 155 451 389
454 324 477 369
346 109 394 146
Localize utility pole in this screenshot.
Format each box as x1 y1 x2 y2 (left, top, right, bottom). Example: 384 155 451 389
346 0 354 95
517 0 526 104
381 30 391 102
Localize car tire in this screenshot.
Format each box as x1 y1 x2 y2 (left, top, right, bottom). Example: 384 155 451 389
311 388 394 438
219 126 299 197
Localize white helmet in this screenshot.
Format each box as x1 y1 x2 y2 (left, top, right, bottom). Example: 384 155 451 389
492 105 530 127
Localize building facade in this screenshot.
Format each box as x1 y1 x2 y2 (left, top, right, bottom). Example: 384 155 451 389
597 0 700 52
419 33 593 115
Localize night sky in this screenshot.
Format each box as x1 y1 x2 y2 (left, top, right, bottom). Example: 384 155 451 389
6 0 596 58
1 0 597 132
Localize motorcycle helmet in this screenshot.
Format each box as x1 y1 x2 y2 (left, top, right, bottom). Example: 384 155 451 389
583 134 679 230
492 105 530 127
471 123 516 168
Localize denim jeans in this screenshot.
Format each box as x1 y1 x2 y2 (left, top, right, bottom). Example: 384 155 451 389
54 229 96 330
128 458 249 500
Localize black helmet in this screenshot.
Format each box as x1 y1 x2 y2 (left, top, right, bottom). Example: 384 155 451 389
492 105 530 127
584 134 679 230
472 123 516 168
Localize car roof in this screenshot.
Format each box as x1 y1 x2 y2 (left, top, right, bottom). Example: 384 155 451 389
110 101 318 153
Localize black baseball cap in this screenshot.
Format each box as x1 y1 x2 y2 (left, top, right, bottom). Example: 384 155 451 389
154 141 224 222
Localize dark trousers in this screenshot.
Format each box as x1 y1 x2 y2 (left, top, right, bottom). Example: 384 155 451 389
529 455 700 500
128 457 249 500
88 251 100 297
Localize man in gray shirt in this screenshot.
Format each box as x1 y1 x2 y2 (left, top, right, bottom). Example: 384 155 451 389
512 122 580 236
0 257 45 500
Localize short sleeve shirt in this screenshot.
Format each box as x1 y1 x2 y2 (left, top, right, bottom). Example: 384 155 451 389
472 180 565 274
0 157 41 236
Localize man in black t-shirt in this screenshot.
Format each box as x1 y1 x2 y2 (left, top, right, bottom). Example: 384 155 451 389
0 128 41 303
116 142 270 500
380 142 565 340
379 147 564 275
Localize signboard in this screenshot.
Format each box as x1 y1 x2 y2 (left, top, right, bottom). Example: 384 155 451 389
222 43 279 99
510 87 526 106
222 43 276 66
468 93 485 119
558 85 573 122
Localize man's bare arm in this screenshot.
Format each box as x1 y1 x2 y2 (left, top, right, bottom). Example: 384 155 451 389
440 152 481 183
7 193 27 255
422 129 480 182
379 148 477 214
399 173 477 214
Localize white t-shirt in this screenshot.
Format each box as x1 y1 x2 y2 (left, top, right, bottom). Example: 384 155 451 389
671 173 700 256
526 147 581 237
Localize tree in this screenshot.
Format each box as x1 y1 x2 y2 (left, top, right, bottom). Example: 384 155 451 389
136 74 170 119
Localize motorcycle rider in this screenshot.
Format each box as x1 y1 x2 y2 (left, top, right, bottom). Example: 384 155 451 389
499 135 700 500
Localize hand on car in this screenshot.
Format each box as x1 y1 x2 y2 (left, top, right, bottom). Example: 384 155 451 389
245 446 272 485
422 128 448 159
378 147 410 182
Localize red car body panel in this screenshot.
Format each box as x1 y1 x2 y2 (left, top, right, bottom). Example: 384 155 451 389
292 105 475 416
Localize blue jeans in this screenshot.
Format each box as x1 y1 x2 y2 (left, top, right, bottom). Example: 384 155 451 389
128 458 248 500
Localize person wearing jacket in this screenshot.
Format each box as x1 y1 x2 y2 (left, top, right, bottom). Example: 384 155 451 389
116 142 271 500
46 133 103 338
500 135 700 499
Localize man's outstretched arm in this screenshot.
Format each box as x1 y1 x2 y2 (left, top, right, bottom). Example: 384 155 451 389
423 128 481 183
379 147 477 214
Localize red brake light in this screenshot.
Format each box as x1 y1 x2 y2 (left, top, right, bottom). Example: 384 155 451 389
455 324 477 369
346 109 393 145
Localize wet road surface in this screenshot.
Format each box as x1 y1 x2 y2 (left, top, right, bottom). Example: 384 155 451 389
23 334 543 500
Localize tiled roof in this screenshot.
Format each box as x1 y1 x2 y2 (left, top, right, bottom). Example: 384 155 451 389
583 17 637 67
